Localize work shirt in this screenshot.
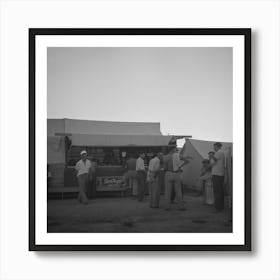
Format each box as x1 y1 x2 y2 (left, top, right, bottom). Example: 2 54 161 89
136 157 145 171
147 157 161 182
163 153 183 172
126 158 137 170
148 157 161 172
75 159 92 177
163 154 174 171
91 161 98 173
211 150 225 176
172 152 182 171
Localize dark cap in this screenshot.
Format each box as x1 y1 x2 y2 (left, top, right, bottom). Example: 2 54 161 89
213 142 222 147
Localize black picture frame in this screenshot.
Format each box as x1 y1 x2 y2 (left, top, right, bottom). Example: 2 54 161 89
29 28 251 251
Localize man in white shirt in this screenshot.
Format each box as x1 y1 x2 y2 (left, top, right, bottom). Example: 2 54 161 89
147 153 161 208
136 152 146 201
209 142 226 212
75 150 92 204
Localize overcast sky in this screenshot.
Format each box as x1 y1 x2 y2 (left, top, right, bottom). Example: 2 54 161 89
47 47 232 142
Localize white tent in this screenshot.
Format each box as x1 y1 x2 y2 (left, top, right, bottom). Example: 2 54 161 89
180 138 233 189
47 118 163 136
47 118 188 147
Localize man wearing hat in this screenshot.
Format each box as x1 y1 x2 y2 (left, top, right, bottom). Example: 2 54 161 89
209 142 226 212
75 150 92 204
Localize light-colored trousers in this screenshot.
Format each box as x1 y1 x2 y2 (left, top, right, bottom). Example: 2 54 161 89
77 173 89 204
197 173 213 204
165 171 185 209
148 178 160 208
131 179 138 196
204 179 214 205
125 170 138 196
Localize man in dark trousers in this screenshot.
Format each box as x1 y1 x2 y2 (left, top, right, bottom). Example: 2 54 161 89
209 142 226 212
136 152 146 201
89 158 98 199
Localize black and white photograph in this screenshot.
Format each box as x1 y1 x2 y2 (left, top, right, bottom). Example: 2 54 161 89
29 29 251 250
5 0 280 278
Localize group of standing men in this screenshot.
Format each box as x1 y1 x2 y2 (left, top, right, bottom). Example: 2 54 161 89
129 141 227 213
127 146 191 211
75 142 228 214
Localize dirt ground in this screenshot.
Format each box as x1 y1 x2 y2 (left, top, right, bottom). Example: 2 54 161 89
47 193 232 233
